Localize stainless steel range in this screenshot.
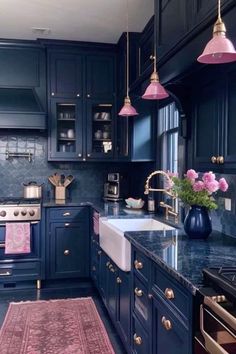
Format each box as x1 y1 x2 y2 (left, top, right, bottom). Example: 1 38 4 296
0 198 41 222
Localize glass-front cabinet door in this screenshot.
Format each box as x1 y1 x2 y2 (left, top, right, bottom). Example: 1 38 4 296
86 99 114 159
48 98 83 161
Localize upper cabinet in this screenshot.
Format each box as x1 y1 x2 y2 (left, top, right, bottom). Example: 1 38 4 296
139 16 154 78
49 53 83 98
191 65 236 173
47 46 116 161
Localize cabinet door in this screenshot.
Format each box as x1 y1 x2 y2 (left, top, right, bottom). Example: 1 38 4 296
152 293 191 354
193 81 220 171
139 17 154 77
49 52 83 98
116 113 130 160
48 98 83 161
117 270 131 349
106 262 118 322
86 55 115 99
86 99 114 160
99 250 109 302
49 222 89 279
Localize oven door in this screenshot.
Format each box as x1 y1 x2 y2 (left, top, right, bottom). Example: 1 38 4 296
199 296 236 354
0 221 40 259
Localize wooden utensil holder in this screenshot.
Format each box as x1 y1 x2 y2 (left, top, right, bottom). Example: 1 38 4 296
55 186 66 200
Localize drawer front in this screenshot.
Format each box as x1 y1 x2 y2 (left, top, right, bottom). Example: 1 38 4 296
134 276 150 325
152 292 190 354
133 249 150 283
49 207 88 221
152 264 191 321
132 314 150 354
0 261 41 281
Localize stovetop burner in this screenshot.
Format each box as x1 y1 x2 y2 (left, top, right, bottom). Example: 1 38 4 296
203 267 236 303
0 197 41 205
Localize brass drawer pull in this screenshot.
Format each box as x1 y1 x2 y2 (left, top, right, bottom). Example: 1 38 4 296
164 288 175 300
133 333 142 345
64 223 70 227
63 212 71 216
161 316 172 331
106 261 110 267
64 249 70 256
0 271 11 276
134 260 143 270
110 267 115 273
116 277 122 284
134 287 143 297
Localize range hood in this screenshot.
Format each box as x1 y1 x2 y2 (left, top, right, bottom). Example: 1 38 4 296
0 88 46 129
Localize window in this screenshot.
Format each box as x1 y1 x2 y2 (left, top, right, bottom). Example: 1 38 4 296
158 101 179 174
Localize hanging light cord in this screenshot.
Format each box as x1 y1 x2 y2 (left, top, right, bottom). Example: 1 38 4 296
218 0 221 21
126 0 129 98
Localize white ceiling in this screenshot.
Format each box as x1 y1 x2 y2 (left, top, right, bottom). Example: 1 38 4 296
0 0 154 44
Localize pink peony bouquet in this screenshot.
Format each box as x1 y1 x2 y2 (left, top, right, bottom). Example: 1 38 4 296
169 169 228 210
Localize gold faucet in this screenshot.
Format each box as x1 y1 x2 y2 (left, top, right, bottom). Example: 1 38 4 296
144 170 178 223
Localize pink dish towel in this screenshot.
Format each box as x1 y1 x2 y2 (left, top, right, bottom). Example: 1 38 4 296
5 223 31 254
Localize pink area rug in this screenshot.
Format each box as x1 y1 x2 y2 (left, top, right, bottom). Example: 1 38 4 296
0 297 115 354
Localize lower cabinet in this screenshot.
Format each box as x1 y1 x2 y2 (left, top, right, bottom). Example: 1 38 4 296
46 207 89 279
130 245 193 354
92 247 131 352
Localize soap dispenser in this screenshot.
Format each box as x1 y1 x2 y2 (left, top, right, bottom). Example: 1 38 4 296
148 192 155 213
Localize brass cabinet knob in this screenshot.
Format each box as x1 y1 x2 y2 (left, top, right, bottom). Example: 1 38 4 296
98 250 102 255
64 249 70 256
106 261 110 267
134 287 143 297
64 223 70 227
161 316 172 331
116 276 122 284
217 156 224 164
51 92 55 96
63 212 71 216
110 267 115 273
92 266 96 271
78 153 82 157
148 293 153 299
211 156 217 164
164 288 175 300
82 158 86 161
76 93 80 97
150 55 155 60
133 333 142 345
87 94 91 98
87 154 91 157
134 260 143 270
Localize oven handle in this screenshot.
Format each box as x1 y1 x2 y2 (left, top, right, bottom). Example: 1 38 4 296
204 296 236 331
0 221 39 226
200 304 230 354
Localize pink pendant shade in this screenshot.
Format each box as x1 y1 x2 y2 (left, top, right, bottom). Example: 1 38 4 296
118 97 138 116
142 72 169 100
197 1 236 64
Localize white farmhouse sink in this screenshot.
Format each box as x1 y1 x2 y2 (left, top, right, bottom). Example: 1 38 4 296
99 218 174 272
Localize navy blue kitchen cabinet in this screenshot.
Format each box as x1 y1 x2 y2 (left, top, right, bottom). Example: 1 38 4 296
192 65 236 173
47 46 116 161
46 207 89 279
130 245 193 354
139 16 154 79
49 52 83 98
48 98 83 160
92 247 131 352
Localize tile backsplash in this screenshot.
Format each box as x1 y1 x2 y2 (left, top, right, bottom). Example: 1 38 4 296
0 132 153 201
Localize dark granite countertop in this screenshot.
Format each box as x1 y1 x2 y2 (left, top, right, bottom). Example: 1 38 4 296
124 228 236 295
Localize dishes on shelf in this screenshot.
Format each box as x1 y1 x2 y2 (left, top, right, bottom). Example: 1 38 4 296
94 112 111 121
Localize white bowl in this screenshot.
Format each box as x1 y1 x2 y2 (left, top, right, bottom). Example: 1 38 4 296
125 198 144 209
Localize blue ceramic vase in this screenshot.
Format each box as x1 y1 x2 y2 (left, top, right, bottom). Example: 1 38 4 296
184 205 212 239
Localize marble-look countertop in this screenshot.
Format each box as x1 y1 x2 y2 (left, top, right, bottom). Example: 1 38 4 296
124 229 236 295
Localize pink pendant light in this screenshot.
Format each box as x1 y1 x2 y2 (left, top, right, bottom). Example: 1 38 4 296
142 50 169 100
197 0 236 64
119 0 138 116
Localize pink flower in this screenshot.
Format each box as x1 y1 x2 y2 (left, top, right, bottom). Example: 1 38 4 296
219 178 229 192
204 180 219 194
186 169 198 180
193 181 205 192
202 172 215 183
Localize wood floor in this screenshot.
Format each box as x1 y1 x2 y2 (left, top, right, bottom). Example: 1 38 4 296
0 281 126 354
